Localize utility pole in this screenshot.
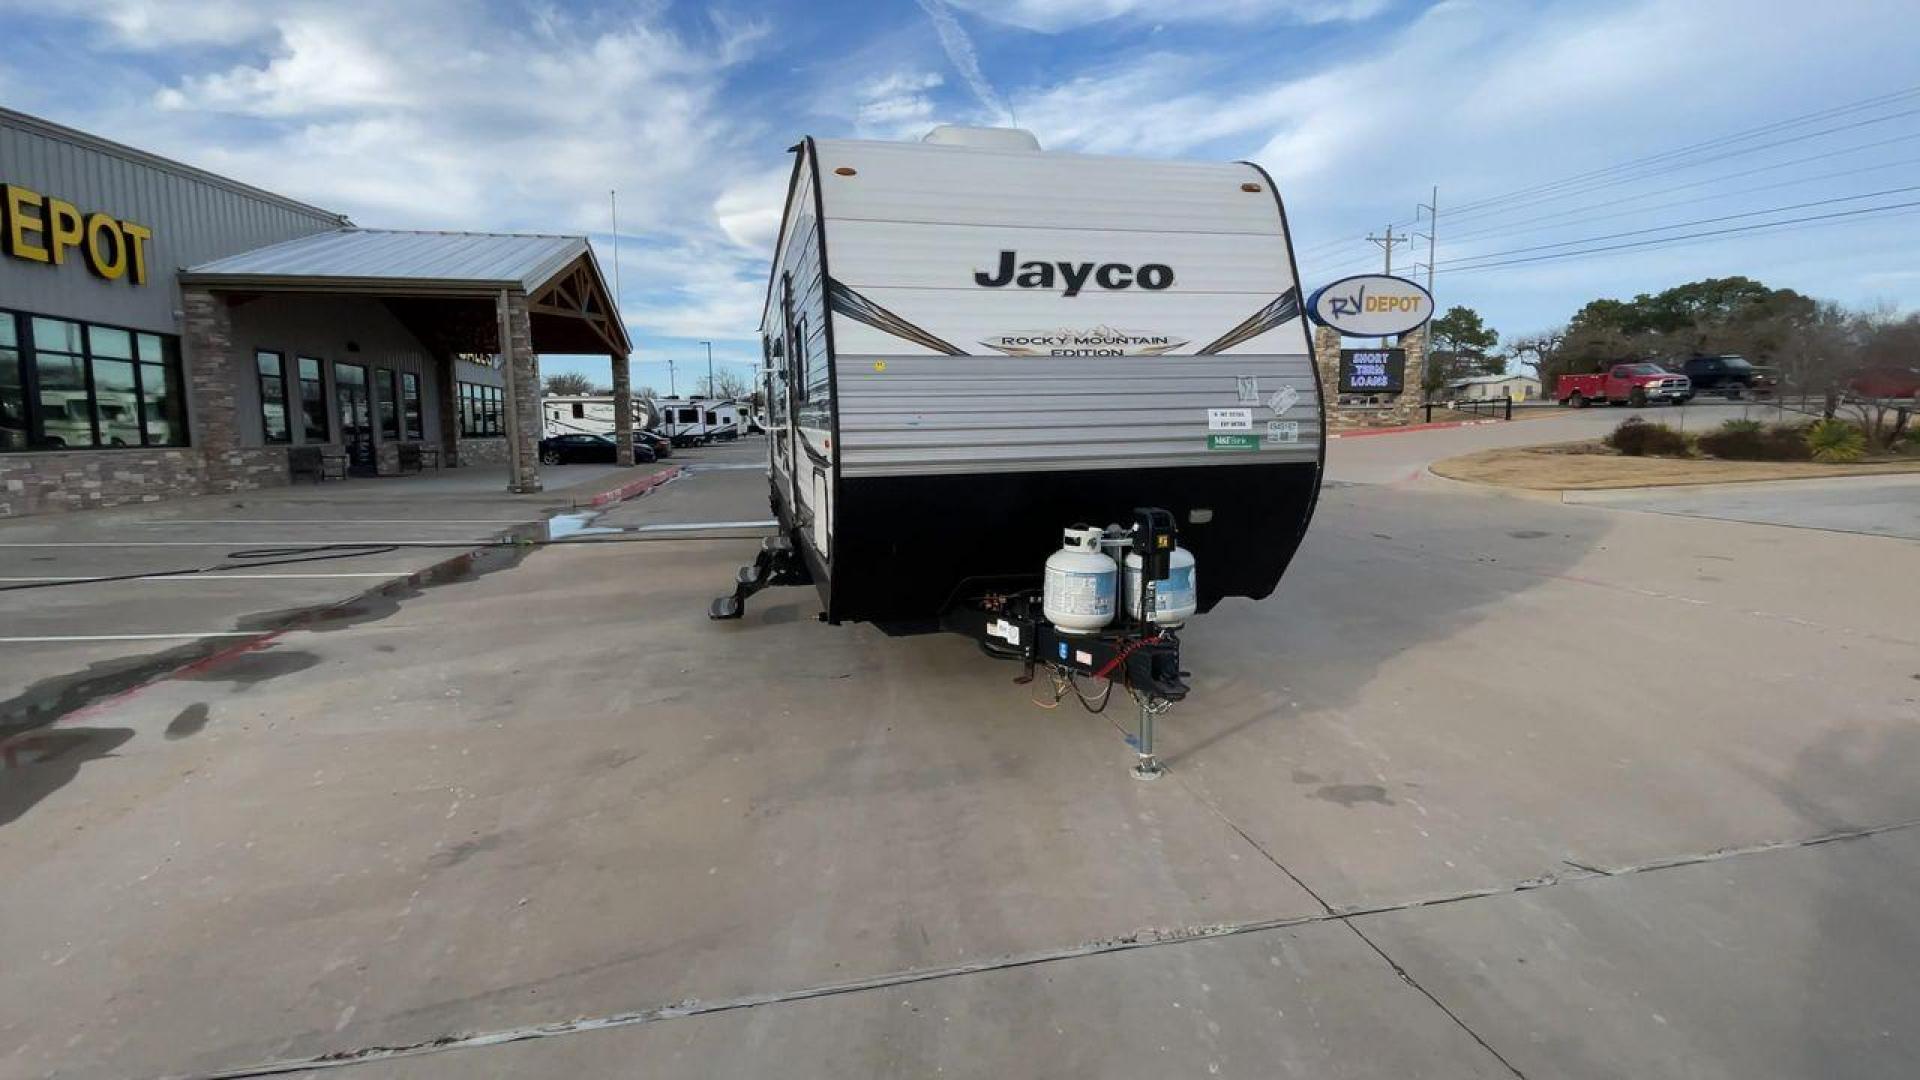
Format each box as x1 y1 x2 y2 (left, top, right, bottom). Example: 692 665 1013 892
667 356 676 397
1414 186 1437 299
1366 223 1407 276
1366 223 1409 348
701 341 713 398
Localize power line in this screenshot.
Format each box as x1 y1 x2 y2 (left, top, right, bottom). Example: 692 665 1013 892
1440 104 1920 230
1444 84 1920 217
1433 185 1920 268
1432 200 1920 276
1443 139 1920 246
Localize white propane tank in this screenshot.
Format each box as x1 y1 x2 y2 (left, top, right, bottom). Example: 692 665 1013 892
1043 526 1118 634
1123 545 1198 627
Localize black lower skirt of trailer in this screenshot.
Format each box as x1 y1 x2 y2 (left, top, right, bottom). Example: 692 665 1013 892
833 460 1321 626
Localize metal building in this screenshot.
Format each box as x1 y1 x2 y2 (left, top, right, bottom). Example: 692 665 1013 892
0 107 633 517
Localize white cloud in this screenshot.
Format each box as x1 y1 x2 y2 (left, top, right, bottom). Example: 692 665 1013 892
917 0 1011 123
715 167 794 252
856 71 946 136
945 0 1391 33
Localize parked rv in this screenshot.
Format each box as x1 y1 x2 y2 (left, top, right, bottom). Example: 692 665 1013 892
715 123 1324 770
654 398 744 446
541 395 660 439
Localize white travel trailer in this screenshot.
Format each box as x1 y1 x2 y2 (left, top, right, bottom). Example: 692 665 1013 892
717 125 1325 768
654 397 744 444
541 395 659 438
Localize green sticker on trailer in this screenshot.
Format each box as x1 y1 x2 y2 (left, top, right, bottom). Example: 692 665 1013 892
1207 433 1260 451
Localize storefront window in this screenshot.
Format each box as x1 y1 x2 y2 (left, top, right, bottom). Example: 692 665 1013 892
0 311 188 452
378 368 401 441
257 351 290 444
139 334 186 447
401 372 423 441
457 382 503 437
33 318 93 449
0 316 23 450
298 357 328 443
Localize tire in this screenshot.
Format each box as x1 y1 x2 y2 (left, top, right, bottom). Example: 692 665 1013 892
1628 388 1648 408
540 449 561 466
1568 392 1587 409
1727 386 1743 400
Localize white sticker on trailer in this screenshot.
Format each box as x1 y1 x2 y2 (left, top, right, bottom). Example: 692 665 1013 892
988 619 1022 646
1207 408 1253 431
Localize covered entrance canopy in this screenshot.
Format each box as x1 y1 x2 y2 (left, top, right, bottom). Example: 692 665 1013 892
180 228 635 492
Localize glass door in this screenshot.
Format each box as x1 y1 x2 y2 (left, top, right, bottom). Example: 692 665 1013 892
333 362 374 475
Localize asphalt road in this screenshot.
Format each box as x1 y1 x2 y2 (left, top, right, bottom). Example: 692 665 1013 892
2 420 1917 1079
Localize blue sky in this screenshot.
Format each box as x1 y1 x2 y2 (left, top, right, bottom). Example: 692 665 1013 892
2 0 1917 387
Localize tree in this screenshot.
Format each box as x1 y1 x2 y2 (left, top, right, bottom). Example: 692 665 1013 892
634 385 659 400
698 370 752 399
543 371 595 396
1424 306 1501 394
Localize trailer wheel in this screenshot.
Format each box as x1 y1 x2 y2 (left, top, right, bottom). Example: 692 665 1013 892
1628 388 1648 408
1568 392 1587 409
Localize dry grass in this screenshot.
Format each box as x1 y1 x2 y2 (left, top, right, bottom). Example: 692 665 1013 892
1431 442 1920 491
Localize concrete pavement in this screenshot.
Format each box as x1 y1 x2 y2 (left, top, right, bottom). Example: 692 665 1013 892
1568 473 1920 540
3 421 1918 1079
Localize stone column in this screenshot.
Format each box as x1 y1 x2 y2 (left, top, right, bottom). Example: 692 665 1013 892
497 290 542 494
1312 323 1344 427
182 288 244 492
435 351 460 467
1395 326 1429 424
611 351 635 467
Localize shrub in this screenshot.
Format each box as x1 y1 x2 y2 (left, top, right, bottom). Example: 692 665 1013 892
1605 417 1689 457
1697 418 1812 461
1807 419 1867 463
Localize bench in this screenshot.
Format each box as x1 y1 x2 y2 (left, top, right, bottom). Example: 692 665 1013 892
289 445 347 483
395 443 441 474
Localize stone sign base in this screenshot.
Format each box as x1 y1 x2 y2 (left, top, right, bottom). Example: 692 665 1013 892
1313 323 1428 428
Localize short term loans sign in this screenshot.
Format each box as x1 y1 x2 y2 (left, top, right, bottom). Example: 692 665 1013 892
1339 348 1406 394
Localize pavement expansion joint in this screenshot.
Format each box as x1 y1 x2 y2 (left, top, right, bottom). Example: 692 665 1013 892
166 812 1920 1079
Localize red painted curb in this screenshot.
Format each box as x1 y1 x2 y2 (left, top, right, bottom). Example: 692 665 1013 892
1329 418 1504 439
584 464 682 508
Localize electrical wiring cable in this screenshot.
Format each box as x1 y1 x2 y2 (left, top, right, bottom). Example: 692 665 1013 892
1442 144 1920 245
1432 199 1920 275
1443 85 1920 217
1431 184 1920 268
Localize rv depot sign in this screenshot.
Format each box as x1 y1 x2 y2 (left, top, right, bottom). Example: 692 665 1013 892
1306 274 1433 338
2 183 154 286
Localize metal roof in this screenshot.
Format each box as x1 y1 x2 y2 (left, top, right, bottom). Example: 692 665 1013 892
1 106 349 224
180 228 592 293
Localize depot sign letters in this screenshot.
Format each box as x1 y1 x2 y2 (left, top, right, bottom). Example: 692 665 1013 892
1306 274 1433 338
2 183 153 286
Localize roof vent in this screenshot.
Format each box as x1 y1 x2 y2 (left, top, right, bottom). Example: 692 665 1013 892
921 125 1042 151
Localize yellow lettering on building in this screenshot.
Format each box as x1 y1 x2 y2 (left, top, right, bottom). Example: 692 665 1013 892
2 184 51 264
46 198 84 266
1 182 151 285
83 212 126 281
120 220 152 286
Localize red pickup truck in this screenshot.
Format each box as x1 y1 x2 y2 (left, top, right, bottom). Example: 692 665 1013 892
1556 364 1693 408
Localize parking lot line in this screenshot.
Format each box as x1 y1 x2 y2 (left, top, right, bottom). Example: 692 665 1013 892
0 573 401 582
135 518 534 525
0 540 493 547
0 632 263 643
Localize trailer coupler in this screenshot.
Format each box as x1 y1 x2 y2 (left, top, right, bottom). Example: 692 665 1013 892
709 534 812 619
